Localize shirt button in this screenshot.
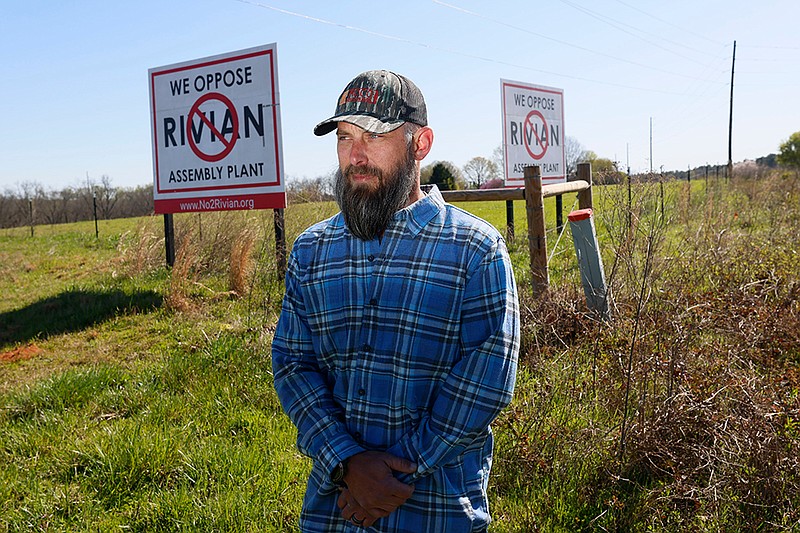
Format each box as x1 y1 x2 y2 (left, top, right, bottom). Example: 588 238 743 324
354 432 362 441
367 254 375 262
362 344 371 352
369 298 377 306
358 388 366 396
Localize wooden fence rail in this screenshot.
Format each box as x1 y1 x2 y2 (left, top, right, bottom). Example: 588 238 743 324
441 162 593 296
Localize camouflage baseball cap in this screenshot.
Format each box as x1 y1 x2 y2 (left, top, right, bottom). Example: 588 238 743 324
314 70 427 136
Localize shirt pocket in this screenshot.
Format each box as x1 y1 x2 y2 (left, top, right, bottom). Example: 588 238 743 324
302 274 360 371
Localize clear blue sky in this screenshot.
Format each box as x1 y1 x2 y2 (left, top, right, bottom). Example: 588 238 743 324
2 0 798 191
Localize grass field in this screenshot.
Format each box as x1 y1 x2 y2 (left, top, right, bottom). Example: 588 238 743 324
1 174 798 532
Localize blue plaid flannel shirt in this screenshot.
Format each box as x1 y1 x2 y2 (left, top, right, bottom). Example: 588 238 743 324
272 186 520 532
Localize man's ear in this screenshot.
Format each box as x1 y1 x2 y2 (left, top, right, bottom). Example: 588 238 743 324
412 127 434 161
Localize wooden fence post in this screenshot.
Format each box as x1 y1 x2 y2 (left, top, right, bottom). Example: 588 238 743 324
505 200 515 243
556 194 563 233
576 162 593 210
440 174 592 299
524 165 548 296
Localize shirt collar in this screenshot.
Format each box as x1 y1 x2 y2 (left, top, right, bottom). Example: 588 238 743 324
390 185 444 237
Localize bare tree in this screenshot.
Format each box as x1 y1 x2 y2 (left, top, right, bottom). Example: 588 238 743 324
12 182 38 227
0 189 13 228
78 176 97 220
462 156 499 189
38 186 64 225
116 185 153 218
59 187 79 223
286 174 335 204
565 135 589 179
95 175 118 219
492 145 505 176
78 174 118 220
0 186 27 228
0 179 153 229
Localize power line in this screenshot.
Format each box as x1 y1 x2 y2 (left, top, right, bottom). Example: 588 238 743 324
232 0 432 49
743 44 800 50
433 0 727 83
610 0 727 46
234 0 720 96
557 0 722 64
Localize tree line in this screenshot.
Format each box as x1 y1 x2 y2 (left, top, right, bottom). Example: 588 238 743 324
0 176 153 229
5 132 797 228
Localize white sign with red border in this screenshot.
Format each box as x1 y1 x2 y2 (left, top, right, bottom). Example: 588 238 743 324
501 79 565 186
149 43 285 213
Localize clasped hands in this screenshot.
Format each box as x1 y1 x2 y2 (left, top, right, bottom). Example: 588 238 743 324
336 451 417 528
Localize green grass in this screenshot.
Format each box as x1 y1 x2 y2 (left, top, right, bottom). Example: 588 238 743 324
0 324 308 531
0 173 798 531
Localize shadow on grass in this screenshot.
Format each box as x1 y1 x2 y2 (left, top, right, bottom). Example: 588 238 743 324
0 288 162 346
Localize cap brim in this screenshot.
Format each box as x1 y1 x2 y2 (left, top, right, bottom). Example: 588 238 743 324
313 114 405 136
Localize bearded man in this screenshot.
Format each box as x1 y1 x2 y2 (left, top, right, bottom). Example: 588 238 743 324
271 70 520 533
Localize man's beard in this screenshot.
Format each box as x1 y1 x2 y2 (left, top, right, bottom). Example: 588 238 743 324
334 144 417 241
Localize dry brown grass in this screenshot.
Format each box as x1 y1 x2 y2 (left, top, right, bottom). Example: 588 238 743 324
163 232 202 314
228 227 257 298
113 217 163 277
115 211 283 310
494 171 800 531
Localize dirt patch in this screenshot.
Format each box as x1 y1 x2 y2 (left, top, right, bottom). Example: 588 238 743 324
0 343 42 363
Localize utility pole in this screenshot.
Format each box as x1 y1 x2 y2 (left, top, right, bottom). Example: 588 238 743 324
659 165 664 221
649 117 653 175
626 143 631 230
727 40 736 181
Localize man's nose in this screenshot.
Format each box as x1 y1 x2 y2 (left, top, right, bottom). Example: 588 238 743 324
349 138 368 167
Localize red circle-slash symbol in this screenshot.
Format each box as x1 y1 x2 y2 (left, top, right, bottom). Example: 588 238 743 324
523 110 548 161
187 92 239 162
